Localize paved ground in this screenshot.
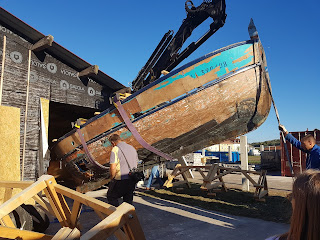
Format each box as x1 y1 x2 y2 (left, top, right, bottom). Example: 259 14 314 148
133 191 288 240
46 171 291 239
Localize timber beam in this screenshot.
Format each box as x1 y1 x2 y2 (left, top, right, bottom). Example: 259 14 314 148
78 65 99 77
31 35 54 51
0 175 146 239
0 226 53 240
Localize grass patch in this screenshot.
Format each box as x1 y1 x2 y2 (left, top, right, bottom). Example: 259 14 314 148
137 183 291 223
248 155 261 165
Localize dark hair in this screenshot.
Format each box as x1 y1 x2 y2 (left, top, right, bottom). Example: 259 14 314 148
109 134 120 143
282 170 320 240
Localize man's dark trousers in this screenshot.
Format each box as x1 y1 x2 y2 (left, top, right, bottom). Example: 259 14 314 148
107 179 136 207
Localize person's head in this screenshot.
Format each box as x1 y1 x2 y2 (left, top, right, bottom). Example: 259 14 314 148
286 169 320 240
109 134 121 147
300 134 316 151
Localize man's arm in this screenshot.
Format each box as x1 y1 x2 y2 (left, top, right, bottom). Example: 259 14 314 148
109 163 116 179
279 124 306 152
285 133 305 151
109 148 118 179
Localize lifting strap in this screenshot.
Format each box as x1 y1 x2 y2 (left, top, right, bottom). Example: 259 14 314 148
114 99 174 161
76 128 108 170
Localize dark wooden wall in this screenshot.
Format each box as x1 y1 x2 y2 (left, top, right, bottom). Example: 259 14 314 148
0 23 112 180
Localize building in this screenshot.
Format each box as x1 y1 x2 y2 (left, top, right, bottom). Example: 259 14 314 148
206 139 240 152
0 8 124 181
248 148 260 156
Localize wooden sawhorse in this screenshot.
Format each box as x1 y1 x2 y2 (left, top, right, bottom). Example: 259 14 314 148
164 164 268 200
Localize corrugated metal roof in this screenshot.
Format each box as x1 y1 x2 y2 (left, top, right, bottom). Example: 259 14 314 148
0 7 125 91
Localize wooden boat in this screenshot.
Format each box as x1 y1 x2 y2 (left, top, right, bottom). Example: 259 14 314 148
49 24 271 188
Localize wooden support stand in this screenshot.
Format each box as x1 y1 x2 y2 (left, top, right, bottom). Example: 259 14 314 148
165 164 191 189
164 164 269 200
0 175 146 240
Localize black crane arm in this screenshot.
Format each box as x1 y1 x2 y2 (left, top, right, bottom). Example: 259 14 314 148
131 0 226 92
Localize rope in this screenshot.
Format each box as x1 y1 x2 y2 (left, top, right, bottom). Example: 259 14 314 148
265 72 294 177
251 35 294 178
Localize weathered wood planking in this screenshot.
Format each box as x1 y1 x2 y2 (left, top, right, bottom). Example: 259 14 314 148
65 66 269 163
0 23 109 181
53 42 257 158
50 40 271 185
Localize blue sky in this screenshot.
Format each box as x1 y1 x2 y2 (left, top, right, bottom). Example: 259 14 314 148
1 0 319 143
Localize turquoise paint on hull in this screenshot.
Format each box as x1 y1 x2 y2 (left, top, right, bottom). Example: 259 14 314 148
120 131 133 140
103 139 111 147
77 153 85 158
112 122 121 128
140 106 156 114
111 113 116 117
154 44 253 91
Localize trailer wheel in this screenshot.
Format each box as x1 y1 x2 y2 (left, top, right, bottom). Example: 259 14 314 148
10 205 33 231
21 204 50 233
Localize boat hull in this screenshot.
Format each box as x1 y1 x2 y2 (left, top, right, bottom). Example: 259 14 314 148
49 39 271 186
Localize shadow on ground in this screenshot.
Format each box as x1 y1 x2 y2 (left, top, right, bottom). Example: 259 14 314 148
137 182 292 223
44 186 290 240
132 191 289 240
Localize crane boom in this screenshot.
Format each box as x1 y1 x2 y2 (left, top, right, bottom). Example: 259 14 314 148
131 0 227 92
